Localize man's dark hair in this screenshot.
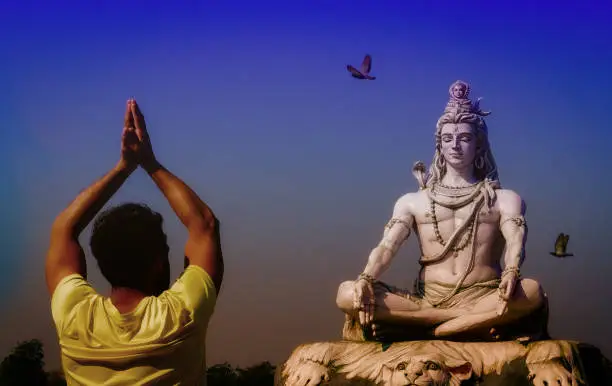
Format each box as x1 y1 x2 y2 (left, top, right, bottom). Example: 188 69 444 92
90 203 169 291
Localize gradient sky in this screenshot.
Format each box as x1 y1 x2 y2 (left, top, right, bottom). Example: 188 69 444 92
2 0 612 371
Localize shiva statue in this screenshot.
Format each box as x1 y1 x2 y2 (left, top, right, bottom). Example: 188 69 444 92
276 81 606 386
336 80 549 343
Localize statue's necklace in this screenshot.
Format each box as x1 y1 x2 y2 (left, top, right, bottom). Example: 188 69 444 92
430 199 475 255
429 182 483 255
432 181 481 198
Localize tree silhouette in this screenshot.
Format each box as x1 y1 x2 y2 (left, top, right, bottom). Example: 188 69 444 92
206 362 239 386
206 361 276 386
236 361 276 386
0 339 48 386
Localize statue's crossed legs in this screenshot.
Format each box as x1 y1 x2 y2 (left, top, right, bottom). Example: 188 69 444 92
336 277 547 342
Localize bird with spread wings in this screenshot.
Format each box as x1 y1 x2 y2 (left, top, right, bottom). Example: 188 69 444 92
347 54 376 80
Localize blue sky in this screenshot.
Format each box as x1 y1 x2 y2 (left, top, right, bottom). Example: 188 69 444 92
1 0 611 369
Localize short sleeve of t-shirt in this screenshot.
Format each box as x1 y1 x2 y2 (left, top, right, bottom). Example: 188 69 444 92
51 274 97 332
165 265 218 323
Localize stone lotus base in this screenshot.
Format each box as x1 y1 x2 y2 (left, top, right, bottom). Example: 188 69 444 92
274 340 612 385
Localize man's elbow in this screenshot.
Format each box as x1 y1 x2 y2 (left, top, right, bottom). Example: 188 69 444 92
188 214 219 235
50 216 77 239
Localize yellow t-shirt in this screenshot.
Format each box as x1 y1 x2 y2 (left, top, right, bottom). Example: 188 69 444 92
51 265 217 385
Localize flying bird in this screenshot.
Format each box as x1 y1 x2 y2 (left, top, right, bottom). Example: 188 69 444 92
550 233 574 258
347 54 376 80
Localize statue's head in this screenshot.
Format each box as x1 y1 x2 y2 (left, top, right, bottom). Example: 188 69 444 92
415 80 500 188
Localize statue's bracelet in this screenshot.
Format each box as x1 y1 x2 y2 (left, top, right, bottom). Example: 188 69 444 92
357 273 376 284
502 266 520 278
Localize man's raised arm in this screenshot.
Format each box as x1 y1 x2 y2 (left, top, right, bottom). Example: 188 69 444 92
144 160 223 293
129 100 223 293
46 102 138 295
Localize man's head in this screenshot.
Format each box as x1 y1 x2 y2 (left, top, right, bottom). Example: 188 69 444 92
90 203 170 295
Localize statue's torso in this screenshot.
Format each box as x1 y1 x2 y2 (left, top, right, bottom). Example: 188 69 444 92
407 189 506 286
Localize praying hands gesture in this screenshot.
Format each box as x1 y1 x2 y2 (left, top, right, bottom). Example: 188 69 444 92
120 98 156 169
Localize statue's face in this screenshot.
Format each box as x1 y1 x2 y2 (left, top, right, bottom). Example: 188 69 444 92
439 123 478 170
451 84 466 99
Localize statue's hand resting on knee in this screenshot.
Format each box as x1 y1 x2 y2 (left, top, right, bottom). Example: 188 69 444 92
354 275 376 326
496 267 519 315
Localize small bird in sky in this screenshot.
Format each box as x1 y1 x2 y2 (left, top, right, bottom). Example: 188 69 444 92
550 233 574 258
347 54 376 80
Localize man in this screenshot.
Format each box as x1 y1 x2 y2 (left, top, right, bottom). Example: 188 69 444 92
336 80 547 342
46 99 223 385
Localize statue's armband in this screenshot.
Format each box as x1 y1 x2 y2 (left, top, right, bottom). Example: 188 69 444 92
499 214 527 267
378 217 413 254
500 215 527 233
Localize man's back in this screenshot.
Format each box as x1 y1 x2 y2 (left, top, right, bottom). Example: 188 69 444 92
46 100 223 385
51 265 217 385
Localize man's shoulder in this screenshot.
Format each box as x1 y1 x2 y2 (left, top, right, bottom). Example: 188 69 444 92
51 274 98 332
164 265 217 320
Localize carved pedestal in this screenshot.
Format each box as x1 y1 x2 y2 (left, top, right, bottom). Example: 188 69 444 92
275 340 612 385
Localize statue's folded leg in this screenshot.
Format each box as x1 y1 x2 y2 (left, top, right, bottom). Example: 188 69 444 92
342 313 438 342
338 280 467 342
370 321 435 342
492 295 550 342
340 280 467 320
433 278 547 340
